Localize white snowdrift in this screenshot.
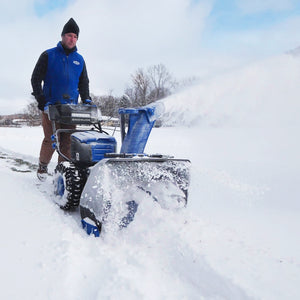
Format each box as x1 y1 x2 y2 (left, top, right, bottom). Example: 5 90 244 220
0 53 299 299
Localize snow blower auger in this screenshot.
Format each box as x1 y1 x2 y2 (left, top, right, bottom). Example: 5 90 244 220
47 101 191 237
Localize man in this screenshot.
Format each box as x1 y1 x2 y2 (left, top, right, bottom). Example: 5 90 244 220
31 18 91 181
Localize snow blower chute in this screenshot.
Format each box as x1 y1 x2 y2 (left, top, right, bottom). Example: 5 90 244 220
48 102 191 237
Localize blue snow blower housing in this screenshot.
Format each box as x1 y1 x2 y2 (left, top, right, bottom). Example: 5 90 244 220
71 131 116 166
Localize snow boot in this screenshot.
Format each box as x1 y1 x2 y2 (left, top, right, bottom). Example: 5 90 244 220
37 162 48 181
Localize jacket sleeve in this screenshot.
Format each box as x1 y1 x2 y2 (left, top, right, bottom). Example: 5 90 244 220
31 51 48 99
78 61 91 101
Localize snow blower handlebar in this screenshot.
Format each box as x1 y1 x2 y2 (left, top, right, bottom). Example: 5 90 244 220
46 103 99 125
46 103 102 163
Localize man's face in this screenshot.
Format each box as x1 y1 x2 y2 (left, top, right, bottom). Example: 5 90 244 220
61 33 78 49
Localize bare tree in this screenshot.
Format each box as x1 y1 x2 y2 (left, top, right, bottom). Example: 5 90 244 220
23 99 41 126
119 94 132 108
125 64 177 107
91 92 119 118
131 68 151 106
177 76 198 90
90 64 183 117
147 64 176 102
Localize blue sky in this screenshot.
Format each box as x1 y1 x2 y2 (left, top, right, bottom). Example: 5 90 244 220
198 0 300 55
34 0 72 17
208 0 300 31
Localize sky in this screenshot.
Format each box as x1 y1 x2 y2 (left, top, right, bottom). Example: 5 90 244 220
0 0 300 114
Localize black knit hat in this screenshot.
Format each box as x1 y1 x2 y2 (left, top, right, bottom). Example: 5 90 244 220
61 18 79 37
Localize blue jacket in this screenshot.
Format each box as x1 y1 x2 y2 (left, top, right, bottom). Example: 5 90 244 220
43 42 84 104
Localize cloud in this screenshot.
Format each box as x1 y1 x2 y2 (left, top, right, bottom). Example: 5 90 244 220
64 0 213 93
0 0 214 114
0 0 300 115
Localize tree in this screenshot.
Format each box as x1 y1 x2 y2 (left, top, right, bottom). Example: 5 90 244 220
90 63 182 118
119 94 132 108
91 92 119 118
147 64 176 102
125 64 176 107
177 76 198 90
130 68 151 106
23 99 41 126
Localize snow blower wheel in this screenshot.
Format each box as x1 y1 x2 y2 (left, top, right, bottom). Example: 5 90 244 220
53 162 87 210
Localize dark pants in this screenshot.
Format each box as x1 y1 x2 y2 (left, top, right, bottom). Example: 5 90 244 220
39 112 75 165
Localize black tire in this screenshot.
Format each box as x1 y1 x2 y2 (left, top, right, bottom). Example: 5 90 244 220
54 163 87 210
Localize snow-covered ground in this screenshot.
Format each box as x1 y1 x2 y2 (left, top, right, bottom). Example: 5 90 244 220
0 53 299 299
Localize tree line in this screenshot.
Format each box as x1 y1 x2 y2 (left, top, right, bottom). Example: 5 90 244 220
24 63 196 122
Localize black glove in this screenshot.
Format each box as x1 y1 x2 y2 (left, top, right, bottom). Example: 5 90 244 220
36 95 46 111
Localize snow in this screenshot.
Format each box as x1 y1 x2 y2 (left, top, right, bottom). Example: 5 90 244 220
0 53 300 299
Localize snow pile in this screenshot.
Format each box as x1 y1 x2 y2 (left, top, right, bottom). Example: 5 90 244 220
0 53 299 299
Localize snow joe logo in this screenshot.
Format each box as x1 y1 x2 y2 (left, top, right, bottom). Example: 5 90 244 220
73 60 80 65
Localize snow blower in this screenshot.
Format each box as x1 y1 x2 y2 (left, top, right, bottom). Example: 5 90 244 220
47 101 191 236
